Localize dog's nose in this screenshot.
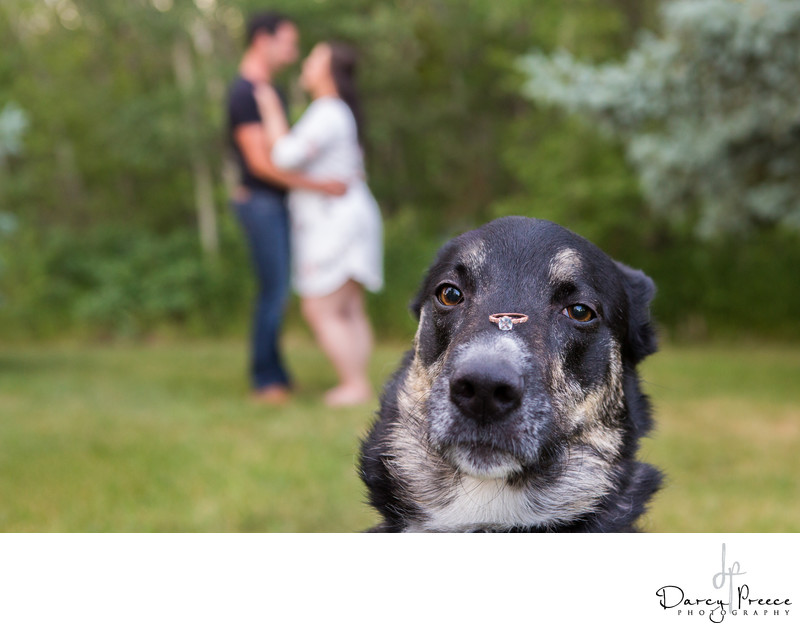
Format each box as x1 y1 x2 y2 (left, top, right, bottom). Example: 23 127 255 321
449 358 524 422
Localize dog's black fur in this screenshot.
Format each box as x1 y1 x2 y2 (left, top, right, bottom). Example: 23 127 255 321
359 217 662 532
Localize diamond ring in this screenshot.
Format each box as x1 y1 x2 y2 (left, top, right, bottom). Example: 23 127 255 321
489 313 529 331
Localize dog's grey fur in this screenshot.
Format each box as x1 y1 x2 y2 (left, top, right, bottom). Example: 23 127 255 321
359 217 662 532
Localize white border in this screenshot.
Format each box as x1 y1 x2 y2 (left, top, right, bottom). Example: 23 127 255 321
1 534 797 630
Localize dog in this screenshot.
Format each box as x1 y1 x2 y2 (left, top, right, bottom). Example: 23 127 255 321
359 216 662 532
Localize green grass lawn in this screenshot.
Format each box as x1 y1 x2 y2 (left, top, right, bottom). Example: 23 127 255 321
0 334 798 532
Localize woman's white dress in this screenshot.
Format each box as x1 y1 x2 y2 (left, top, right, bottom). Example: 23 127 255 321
271 97 383 297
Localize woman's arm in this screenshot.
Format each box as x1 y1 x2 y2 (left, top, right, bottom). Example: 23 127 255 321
257 85 344 172
239 84 344 195
233 124 343 194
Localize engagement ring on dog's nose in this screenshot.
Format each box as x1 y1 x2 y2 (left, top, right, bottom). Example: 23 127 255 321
489 313 529 331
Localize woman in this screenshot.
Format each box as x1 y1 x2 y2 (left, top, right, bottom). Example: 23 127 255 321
256 41 383 407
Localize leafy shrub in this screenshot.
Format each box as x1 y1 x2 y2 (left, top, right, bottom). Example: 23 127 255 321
0 218 252 340
1 210 798 342
0 211 449 342
0 211 17 305
630 229 800 341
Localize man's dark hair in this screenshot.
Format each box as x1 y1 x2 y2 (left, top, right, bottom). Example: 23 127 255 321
245 11 291 45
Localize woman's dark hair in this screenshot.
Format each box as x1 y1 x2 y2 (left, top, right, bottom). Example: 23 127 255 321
246 11 291 45
327 41 366 147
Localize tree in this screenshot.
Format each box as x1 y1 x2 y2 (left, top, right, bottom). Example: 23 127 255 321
1 0 653 239
0 0 229 254
518 0 800 237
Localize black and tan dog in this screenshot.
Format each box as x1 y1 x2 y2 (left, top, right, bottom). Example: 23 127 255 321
359 217 662 532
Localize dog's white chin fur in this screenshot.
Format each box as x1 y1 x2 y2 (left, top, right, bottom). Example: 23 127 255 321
447 445 523 479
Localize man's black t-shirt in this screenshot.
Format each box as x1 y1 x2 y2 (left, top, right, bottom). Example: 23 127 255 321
227 75 287 196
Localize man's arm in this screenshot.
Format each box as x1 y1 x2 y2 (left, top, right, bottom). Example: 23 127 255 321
234 123 345 195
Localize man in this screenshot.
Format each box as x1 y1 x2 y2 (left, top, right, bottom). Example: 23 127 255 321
228 11 344 404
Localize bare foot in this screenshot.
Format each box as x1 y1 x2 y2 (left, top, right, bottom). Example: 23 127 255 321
323 383 372 407
252 384 291 405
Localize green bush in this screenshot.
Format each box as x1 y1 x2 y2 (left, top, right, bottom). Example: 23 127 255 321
631 229 800 341
0 210 448 342
0 218 253 340
0 211 17 305
1 210 798 343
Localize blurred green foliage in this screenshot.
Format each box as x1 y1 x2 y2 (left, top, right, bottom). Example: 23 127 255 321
1 0 798 342
0 219 250 339
520 0 800 237
0 100 26 305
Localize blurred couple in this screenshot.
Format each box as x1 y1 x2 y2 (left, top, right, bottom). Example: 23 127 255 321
227 11 383 407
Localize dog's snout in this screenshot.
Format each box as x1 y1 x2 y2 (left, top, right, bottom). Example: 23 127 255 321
449 358 523 422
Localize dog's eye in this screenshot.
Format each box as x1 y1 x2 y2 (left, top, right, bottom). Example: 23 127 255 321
436 284 464 307
563 304 596 322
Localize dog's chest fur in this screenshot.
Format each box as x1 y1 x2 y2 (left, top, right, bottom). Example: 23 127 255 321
402 466 614 533
406 477 540 533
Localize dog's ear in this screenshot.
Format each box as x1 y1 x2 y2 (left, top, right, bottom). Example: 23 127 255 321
616 262 657 364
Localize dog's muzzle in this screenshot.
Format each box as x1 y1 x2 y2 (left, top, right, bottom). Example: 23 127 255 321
449 355 524 422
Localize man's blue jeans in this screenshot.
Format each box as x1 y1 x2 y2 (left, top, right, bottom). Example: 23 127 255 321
233 190 291 390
